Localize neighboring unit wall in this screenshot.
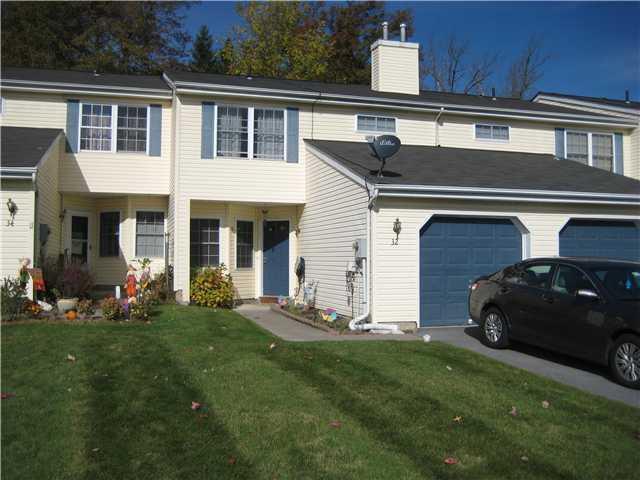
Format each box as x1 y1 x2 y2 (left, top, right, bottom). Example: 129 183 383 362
36 137 63 261
372 196 640 327
0 179 35 281
298 149 368 317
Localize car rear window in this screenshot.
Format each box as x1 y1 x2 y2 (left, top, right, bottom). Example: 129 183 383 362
592 267 640 300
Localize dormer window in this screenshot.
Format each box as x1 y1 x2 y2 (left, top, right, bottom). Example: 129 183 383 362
356 114 396 133
475 124 510 141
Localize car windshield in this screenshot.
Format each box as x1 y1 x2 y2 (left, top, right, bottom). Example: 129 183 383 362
592 266 640 300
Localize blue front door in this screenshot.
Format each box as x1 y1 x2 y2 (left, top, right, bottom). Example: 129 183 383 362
420 216 522 327
263 220 289 296
559 219 640 261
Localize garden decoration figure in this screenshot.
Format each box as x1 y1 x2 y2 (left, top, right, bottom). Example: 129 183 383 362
139 264 151 301
125 264 138 302
18 257 31 288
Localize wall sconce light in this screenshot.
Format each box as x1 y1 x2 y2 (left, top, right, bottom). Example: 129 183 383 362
392 217 402 245
6 198 17 226
59 208 67 222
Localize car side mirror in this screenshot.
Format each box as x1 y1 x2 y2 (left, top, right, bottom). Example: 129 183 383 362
577 289 599 300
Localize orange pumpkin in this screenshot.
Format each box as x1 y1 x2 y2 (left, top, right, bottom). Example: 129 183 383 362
65 310 77 321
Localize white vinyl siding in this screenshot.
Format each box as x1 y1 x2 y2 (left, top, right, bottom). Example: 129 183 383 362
475 124 510 141
298 149 368 317
1 180 35 282
356 114 396 133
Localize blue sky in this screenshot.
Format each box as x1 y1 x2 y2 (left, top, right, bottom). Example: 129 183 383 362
184 1 640 100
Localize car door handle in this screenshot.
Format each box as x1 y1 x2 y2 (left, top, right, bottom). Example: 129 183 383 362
542 294 554 304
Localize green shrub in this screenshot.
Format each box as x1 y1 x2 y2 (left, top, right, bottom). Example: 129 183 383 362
77 298 95 316
129 301 152 322
101 297 125 321
1 277 26 321
190 265 235 308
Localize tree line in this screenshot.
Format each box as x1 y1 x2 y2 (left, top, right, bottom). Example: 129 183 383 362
1 1 548 99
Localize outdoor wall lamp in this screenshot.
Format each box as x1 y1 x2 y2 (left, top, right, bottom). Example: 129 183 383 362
6 198 17 226
392 217 402 245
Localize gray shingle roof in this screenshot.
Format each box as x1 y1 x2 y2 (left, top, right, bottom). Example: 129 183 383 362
535 92 640 111
1 67 170 93
166 71 626 120
306 139 640 196
1 126 63 168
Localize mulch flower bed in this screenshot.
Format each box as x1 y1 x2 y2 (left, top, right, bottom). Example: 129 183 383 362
271 304 368 335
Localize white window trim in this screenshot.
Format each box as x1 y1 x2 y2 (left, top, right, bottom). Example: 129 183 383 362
190 216 223 268
235 219 255 270
354 113 398 134
98 209 122 258
0 96 5 115
214 104 287 162
78 101 150 154
473 122 510 143
133 209 166 259
564 129 615 171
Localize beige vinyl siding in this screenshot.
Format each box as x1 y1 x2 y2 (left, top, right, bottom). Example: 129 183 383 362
228 204 258 299
0 91 67 128
298 149 368 317
372 196 640 327
630 128 640 181
371 42 420 95
35 137 63 260
0 180 35 281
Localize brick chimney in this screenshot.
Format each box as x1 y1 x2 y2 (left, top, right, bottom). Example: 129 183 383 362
371 22 420 95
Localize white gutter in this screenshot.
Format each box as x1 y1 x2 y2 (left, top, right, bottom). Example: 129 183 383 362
435 107 445 146
533 94 640 118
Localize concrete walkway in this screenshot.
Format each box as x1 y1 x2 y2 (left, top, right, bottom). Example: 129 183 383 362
235 304 418 342
421 326 640 408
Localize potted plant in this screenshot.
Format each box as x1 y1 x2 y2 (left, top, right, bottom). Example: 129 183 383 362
56 264 94 313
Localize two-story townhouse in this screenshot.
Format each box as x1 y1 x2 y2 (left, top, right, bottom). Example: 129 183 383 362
1 30 639 330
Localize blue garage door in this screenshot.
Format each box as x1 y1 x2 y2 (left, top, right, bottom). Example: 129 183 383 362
559 220 640 262
420 217 522 327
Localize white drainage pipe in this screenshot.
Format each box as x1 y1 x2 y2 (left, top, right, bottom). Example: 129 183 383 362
349 312 404 335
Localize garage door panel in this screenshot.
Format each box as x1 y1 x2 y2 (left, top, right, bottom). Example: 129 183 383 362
420 216 522 327
559 220 639 262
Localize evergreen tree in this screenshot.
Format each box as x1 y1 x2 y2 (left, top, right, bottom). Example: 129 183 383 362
190 25 215 72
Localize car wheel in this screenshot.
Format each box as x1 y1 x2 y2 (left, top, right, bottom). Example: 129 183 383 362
480 307 509 349
609 334 640 390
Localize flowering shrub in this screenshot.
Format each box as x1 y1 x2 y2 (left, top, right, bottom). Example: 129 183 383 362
101 296 125 321
190 265 235 308
77 298 95 316
129 301 151 322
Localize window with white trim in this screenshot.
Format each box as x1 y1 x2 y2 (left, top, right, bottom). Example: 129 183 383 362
216 105 249 157
565 131 614 172
135 211 164 257
117 105 147 152
475 124 509 141
254 109 285 160
190 218 220 267
80 104 113 151
356 114 396 133
236 220 254 268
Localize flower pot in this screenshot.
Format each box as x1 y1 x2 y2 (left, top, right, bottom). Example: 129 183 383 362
57 298 78 313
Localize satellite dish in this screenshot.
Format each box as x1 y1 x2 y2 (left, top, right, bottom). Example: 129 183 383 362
368 135 401 177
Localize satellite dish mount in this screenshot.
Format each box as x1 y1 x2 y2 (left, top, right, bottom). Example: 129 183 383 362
368 135 401 177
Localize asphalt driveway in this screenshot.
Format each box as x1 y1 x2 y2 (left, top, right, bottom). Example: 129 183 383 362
420 325 640 408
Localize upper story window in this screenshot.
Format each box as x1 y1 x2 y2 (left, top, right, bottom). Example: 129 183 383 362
215 105 286 160
566 131 614 172
80 102 148 153
475 124 509 141
117 106 147 153
356 114 396 133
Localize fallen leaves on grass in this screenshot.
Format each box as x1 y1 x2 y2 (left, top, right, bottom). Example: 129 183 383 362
268 342 277 351
92 448 100 453
228 456 237 465
443 457 459 465
191 401 202 411
510 406 518 417
1 392 16 400
66 354 76 362
521 456 529 462
541 400 550 409
329 420 342 428
445 365 453 371
208 345 214 351
453 416 463 423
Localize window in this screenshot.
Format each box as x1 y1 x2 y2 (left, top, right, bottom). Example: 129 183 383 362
565 131 614 172
254 109 285 160
216 105 249 157
99 212 120 257
356 114 396 133
190 219 220 268
592 134 613 171
135 211 164 257
593 266 640 300
80 104 112 151
566 132 588 165
552 265 594 296
236 221 254 268
117 105 147 152
504 264 553 288
475 124 509 141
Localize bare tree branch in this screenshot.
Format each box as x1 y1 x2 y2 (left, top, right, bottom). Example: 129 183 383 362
504 35 550 99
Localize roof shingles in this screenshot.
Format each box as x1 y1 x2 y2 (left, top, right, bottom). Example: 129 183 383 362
1 126 63 169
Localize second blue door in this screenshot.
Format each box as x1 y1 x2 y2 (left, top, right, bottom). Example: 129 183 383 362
263 220 289 296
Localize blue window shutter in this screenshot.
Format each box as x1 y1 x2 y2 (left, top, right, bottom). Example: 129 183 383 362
554 128 565 159
286 107 299 163
149 104 162 157
201 102 215 159
614 132 624 175
66 99 80 153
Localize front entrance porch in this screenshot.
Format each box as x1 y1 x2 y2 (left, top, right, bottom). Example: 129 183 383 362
173 200 301 302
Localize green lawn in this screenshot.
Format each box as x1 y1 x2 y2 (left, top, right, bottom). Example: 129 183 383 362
2 306 638 479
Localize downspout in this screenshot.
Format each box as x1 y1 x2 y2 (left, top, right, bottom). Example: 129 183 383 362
435 107 445 146
349 185 402 334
